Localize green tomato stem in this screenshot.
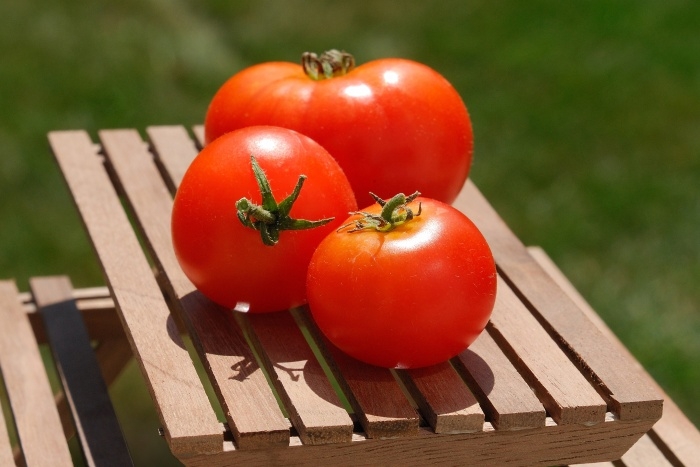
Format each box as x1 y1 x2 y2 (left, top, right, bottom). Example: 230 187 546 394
236 156 335 246
338 191 422 233
302 49 356 80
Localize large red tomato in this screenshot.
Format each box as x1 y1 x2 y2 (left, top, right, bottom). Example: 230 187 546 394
306 193 497 368
171 126 357 313
204 50 473 204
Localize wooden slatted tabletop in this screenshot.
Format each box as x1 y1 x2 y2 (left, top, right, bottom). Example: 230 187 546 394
46 125 669 466
0 281 74 466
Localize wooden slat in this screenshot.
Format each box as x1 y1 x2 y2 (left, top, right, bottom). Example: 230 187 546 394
100 128 290 448
246 312 354 445
192 124 205 148
48 130 222 456
23 287 124 345
30 275 133 467
454 181 663 421
44 122 674 465
179 291 291 449
452 330 546 430
20 285 112 307
183 416 657 467
294 308 420 439
52 337 133 454
399 362 484 434
619 434 674 466
528 246 700 466
489 275 607 425
570 463 614 467
0 280 73 467
0 389 13 467
146 125 199 193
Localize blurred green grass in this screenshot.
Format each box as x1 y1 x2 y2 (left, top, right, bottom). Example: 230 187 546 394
1 0 698 464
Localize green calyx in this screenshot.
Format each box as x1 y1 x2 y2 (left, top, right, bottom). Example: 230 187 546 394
302 49 356 80
338 191 422 233
236 156 334 246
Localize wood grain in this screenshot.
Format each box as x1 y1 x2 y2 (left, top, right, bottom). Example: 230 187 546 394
489 275 607 425
570 462 614 466
49 130 223 456
528 246 700 466
51 335 133 456
192 124 205 148
454 181 663 422
294 308 420 439
180 291 292 449
31 275 133 467
0 279 73 466
99 128 290 449
399 362 485 434
452 330 546 430
619 433 674 466
45 123 677 465
146 125 199 193
0 384 13 467
22 286 124 344
246 311 354 445
182 416 656 467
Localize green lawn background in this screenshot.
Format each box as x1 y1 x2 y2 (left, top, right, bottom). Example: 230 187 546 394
1 1 698 464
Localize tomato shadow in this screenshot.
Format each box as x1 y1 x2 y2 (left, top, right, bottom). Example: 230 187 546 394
454 346 496 399
298 318 497 423
244 310 349 409
163 294 497 430
165 290 265 383
298 339 498 426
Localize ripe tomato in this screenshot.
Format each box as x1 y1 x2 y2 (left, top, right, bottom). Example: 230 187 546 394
204 50 473 204
171 126 357 313
306 193 497 369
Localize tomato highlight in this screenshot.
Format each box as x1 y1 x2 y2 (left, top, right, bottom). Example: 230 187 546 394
204 50 473 204
171 126 357 313
307 193 497 369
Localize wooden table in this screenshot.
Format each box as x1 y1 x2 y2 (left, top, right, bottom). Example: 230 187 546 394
44 125 676 466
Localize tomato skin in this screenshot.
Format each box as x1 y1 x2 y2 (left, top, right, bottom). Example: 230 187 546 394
204 58 472 204
306 198 496 369
171 126 357 313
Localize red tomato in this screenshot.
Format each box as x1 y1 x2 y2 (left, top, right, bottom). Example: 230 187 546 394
204 50 473 204
171 126 357 313
306 193 497 368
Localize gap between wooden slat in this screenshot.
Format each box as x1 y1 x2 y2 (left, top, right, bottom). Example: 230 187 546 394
231 313 290 419
245 311 354 445
181 415 657 467
290 310 354 415
49 130 223 457
192 124 205 148
453 181 663 422
292 308 421 439
527 246 699 467
145 126 292 446
31 275 133 467
100 127 290 450
0 367 17 466
0 280 73 467
397 362 484 434
146 125 199 195
451 329 546 431
487 274 607 425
